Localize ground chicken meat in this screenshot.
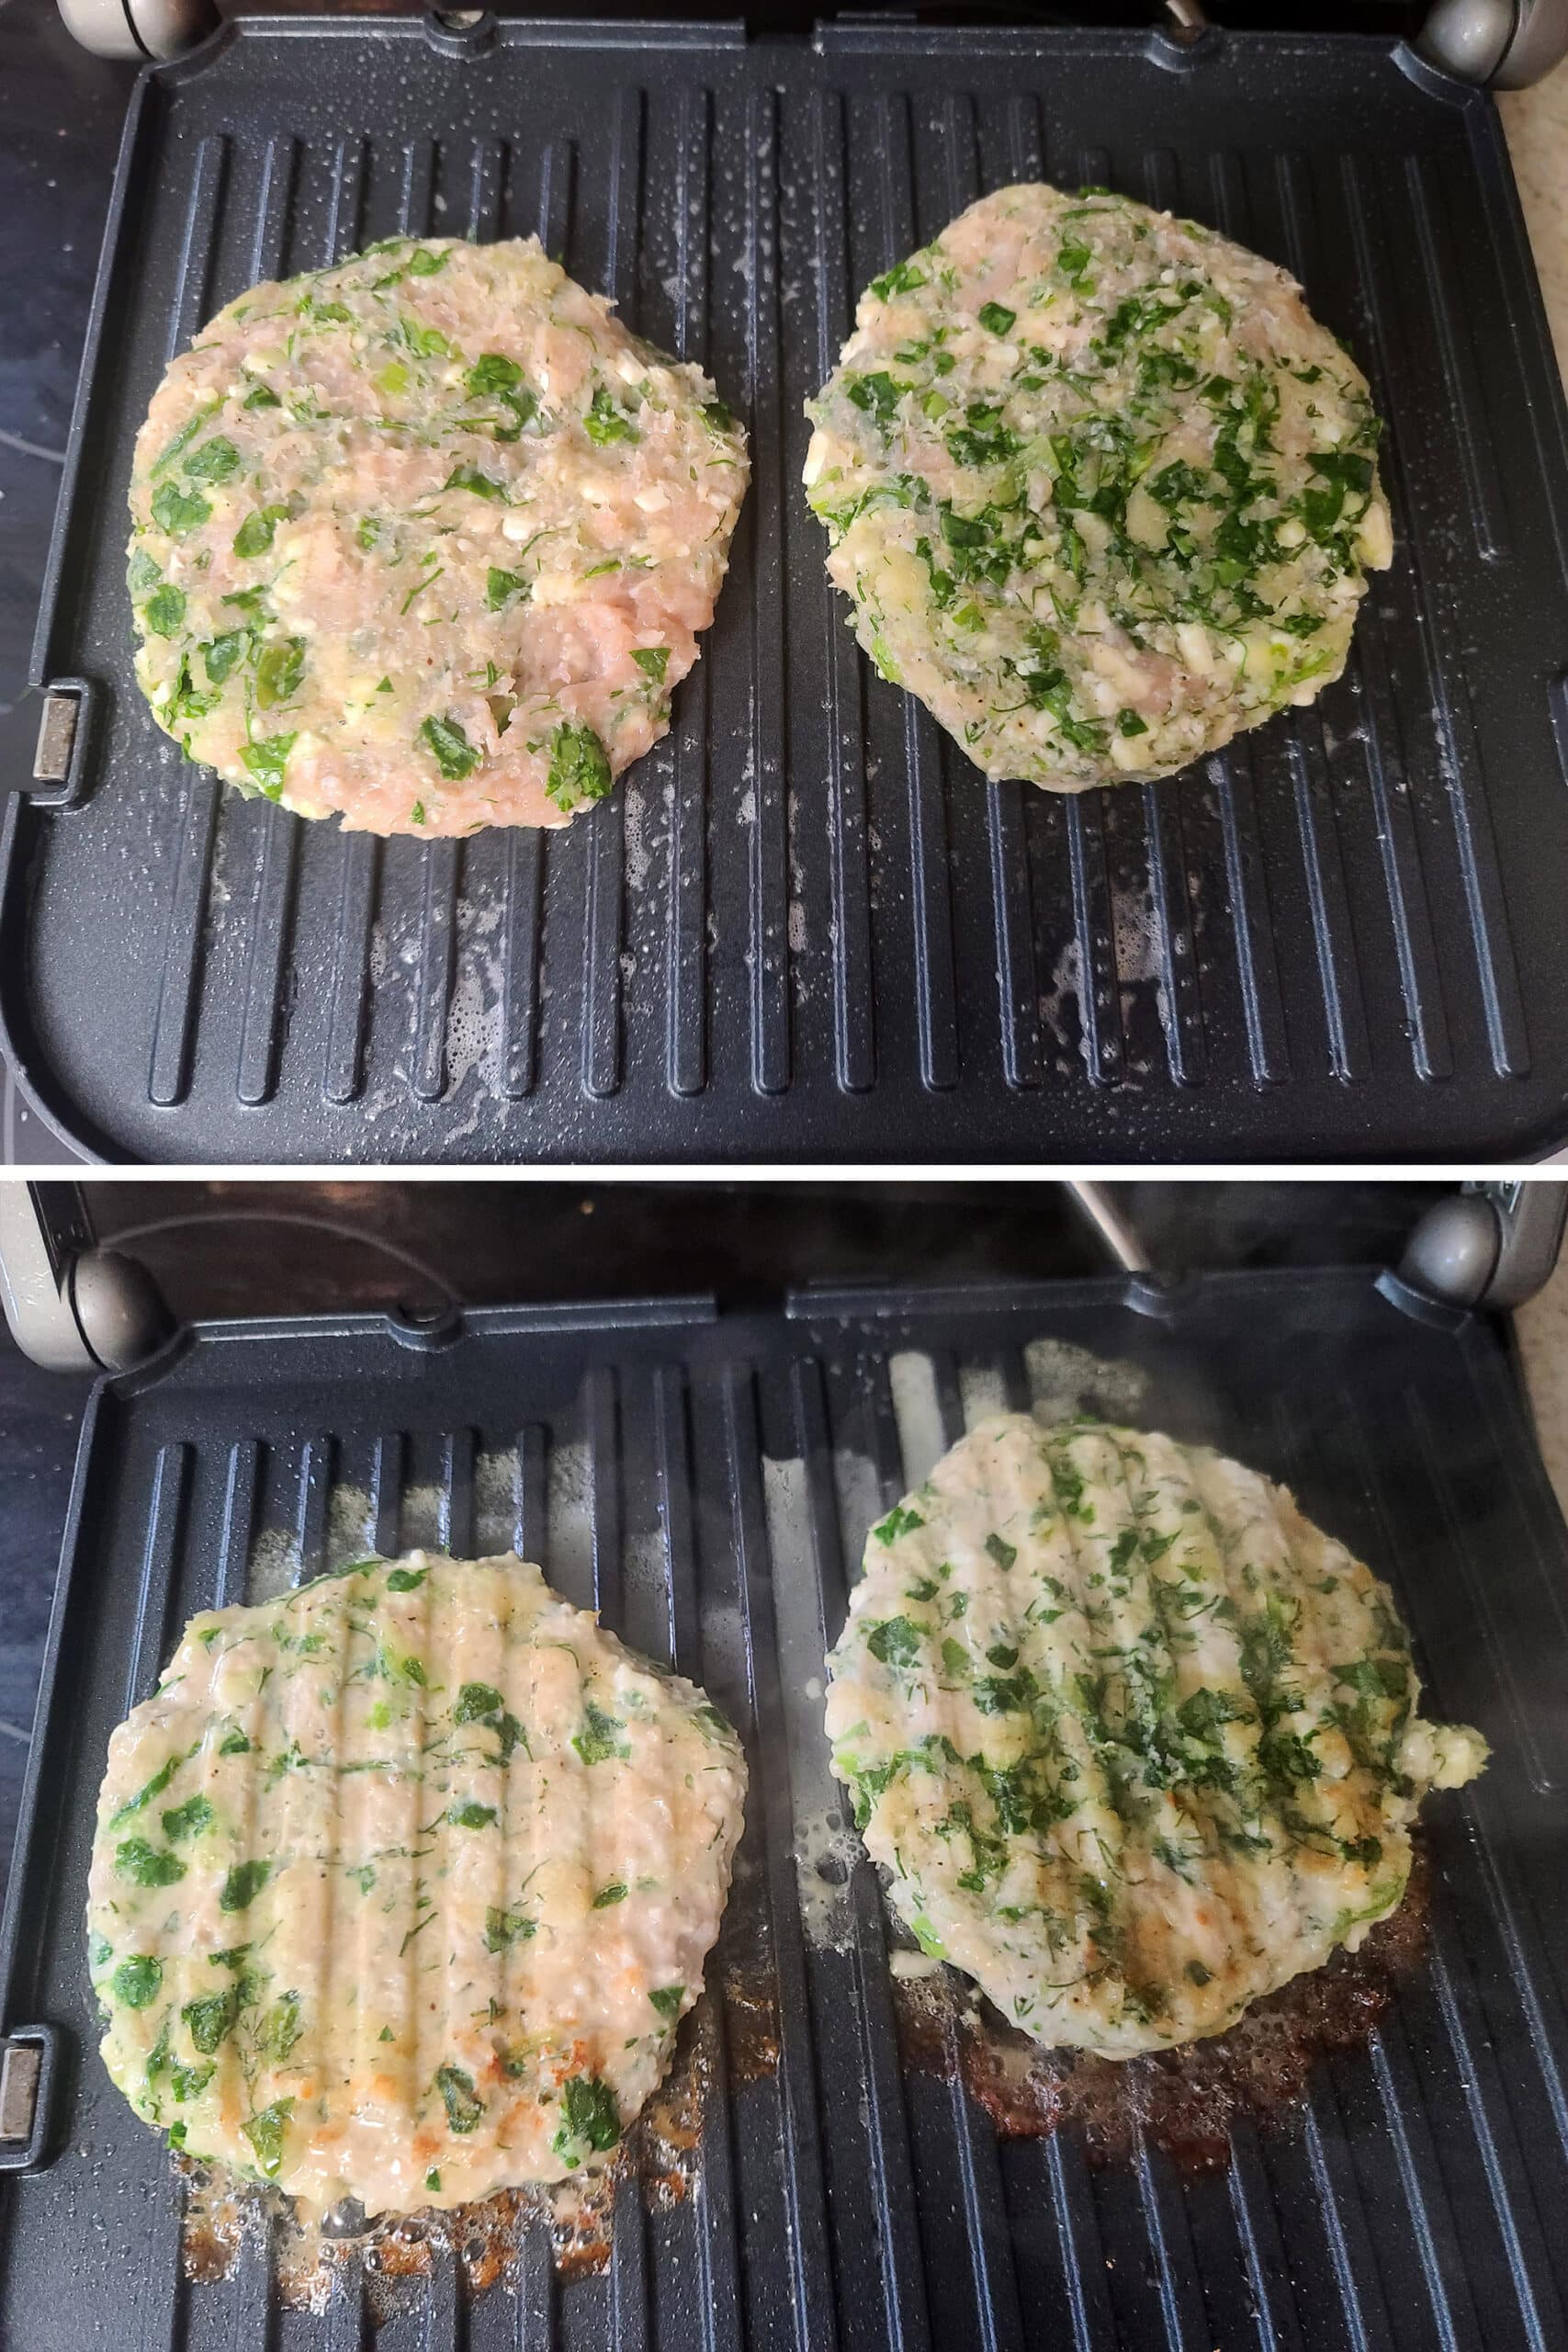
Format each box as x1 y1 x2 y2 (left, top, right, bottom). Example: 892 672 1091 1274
805 183 1391 793
87 1553 746 2218
128 237 749 836
825 1417 1483 2058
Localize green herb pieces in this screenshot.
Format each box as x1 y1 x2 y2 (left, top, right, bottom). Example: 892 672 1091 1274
444 462 506 499
151 481 212 537
552 2074 620 2165
545 720 612 814
631 646 670 684
171 2062 214 2101
866 1616 922 1669
262 1994 303 2062
243 2098 294 2178
871 259 926 300
583 386 639 446
111 1955 163 2009
116 1837 186 1889
108 1745 197 1831
592 1881 628 1908
233 505 288 559
453 1681 505 1725
185 436 241 484
649 1984 685 2021
873 1504 925 1547
144 585 186 638
419 714 479 781
448 1800 498 1829
467 352 523 397
254 637 306 709
976 302 1016 334
484 1905 537 1952
435 2064 485 2134
203 632 247 684
219 1860 271 1914
386 1566 426 1592
573 1700 629 1767
486 567 527 609
240 734 296 801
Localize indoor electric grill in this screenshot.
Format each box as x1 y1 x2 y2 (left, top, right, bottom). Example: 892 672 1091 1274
3 1183 1568 2347
9 6 1568 1163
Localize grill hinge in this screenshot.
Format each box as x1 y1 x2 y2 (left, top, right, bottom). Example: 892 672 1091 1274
0 2026 63 2174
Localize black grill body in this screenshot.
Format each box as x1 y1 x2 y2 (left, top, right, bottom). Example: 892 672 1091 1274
2 1268 1567 2346
7 17 1568 1161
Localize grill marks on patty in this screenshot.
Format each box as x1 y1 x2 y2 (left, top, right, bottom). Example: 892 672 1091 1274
86 1553 746 2219
825 1416 1484 2058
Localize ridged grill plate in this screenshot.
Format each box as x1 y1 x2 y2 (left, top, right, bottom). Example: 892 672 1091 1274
7 18 1568 1159
3 1270 1568 2347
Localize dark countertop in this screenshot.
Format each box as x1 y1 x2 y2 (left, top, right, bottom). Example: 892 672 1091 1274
0 0 134 1163
0 1330 91 1912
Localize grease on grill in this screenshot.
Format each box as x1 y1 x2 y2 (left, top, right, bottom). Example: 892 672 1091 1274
179 2000 733 2306
890 1842 1430 2171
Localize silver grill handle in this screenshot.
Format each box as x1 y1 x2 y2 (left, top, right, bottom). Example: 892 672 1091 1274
1399 1182 1568 1313
55 0 217 60
0 1184 168 1373
1418 0 1568 86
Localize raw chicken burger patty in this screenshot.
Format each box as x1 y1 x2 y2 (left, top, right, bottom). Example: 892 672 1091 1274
825 1416 1484 2057
804 183 1392 792
87 1552 747 2217
128 236 749 835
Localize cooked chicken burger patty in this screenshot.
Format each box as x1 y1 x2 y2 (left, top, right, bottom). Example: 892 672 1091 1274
824 1416 1483 2057
804 183 1392 793
128 237 749 835
87 1552 746 2217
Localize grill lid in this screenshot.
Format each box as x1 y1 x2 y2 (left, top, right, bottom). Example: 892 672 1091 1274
3 1268 1568 2346
8 17 1568 1161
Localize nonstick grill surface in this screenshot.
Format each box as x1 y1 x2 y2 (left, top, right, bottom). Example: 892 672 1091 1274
2 1269 1567 2347
8 17 1568 1161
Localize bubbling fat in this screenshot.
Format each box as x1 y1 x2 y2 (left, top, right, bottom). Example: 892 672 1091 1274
805 183 1392 795
825 1417 1484 2059
87 1553 746 2219
128 237 749 836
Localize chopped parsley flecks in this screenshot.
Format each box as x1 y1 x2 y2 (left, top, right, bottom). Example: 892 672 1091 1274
419 714 478 781
116 1837 186 1888
111 1956 164 2009
573 1700 630 1767
435 2064 486 2134
545 720 613 814
805 184 1389 795
243 2098 294 2178
828 1413 1485 2054
219 1860 271 1914
552 2073 620 2166
484 1905 537 1952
